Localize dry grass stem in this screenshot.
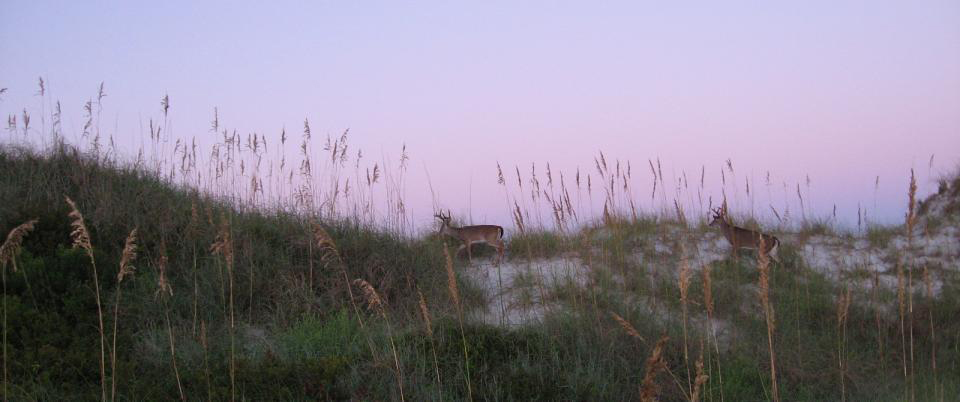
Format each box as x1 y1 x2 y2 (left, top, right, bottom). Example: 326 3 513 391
757 237 779 402
443 243 472 400
611 312 646 343
443 244 461 309
837 285 851 401
210 217 236 401
418 288 442 396
65 196 107 401
111 228 137 401
66 197 94 258
117 229 137 282
640 335 670 402
156 253 184 400
353 279 384 314
352 278 405 401
906 169 917 402
1 219 37 401
0 219 37 270
417 289 433 338
678 247 692 395
690 350 709 402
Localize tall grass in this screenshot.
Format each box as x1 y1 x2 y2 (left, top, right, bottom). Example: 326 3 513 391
757 237 779 402
0 82 957 400
110 228 137 401
444 243 473 401
66 196 108 401
0 220 37 401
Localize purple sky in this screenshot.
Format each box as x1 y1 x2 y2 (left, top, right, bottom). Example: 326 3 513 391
2 1 958 230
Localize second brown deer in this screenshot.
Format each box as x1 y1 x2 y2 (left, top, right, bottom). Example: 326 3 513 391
709 207 780 263
435 210 506 266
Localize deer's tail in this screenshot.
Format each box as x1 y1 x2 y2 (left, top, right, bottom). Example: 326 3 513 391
498 226 504 239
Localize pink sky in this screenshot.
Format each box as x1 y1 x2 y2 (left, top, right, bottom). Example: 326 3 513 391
2 1 958 230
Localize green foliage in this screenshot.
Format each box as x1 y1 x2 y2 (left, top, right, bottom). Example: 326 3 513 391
278 310 364 360
3 248 105 400
2 145 959 400
507 230 569 258
867 224 900 249
799 218 836 237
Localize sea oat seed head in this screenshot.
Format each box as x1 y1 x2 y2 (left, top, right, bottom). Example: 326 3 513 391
0 219 38 271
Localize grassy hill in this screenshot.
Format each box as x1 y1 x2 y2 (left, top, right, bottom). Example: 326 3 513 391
1 143 958 400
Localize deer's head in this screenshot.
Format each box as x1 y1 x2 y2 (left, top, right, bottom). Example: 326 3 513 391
708 207 727 227
434 210 452 233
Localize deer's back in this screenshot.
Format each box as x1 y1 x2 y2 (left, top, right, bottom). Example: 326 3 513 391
728 225 778 252
454 225 504 240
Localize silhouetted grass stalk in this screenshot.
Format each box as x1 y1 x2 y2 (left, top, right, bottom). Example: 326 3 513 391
313 225 378 360
444 244 472 401
678 248 692 396
0 219 37 401
757 237 779 402
110 228 137 401
640 335 669 402
417 289 442 399
701 263 724 401
211 218 236 401
354 279 404 401
905 169 917 402
156 253 184 400
66 196 108 401
837 285 851 402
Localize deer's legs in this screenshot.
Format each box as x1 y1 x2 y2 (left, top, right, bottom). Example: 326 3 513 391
494 240 505 266
465 241 473 263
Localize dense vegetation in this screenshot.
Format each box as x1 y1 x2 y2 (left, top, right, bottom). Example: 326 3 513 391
1 142 958 401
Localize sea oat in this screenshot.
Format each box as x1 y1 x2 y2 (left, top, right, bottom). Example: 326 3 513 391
0 219 37 271
210 217 234 267
757 237 780 401
417 290 434 337
111 227 138 401
678 246 693 395
611 312 646 343
906 169 917 401
155 254 173 298
640 335 670 402
444 244 460 309
1 219 37 401
690 351 709 402
837 285 852 401
354 279 384 313
66 196 94 258
117 228 138 282
64 196 106 401
702 264 714 319
313 224 343 263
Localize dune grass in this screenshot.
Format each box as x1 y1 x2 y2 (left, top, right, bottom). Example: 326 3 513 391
1 91 958 400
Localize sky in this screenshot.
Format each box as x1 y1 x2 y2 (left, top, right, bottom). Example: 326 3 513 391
2 1 958 230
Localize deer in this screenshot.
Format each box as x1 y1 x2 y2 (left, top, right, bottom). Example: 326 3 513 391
435 210 506 266
709 207 780 263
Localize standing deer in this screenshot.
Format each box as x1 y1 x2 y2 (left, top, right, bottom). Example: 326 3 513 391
709 207 780 263
435 210 506 265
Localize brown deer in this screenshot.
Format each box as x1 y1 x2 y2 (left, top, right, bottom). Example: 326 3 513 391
435 210 506 265
709 207 780 263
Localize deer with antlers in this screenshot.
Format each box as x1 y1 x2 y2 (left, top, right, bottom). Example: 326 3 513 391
709 207 780 263
435 210 506 265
